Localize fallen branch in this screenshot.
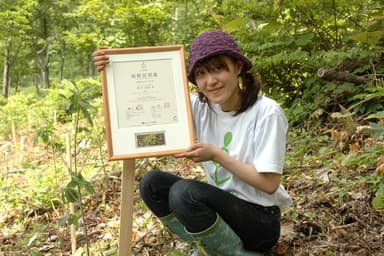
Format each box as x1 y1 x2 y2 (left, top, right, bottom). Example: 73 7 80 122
317 68 368 84
331 222 358 230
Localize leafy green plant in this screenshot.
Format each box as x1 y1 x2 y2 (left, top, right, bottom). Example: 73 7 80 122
366 121 384 138
372 184 384 209
167 250 184 256
0 94 32 137
348 84 384 115
59 80 97 256
34 125 65 193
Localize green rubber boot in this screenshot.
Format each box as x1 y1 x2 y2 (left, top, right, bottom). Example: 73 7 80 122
187 214 269 256
160 213 206 256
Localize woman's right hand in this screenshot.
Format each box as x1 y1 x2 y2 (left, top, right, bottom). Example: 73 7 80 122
92 46 110 72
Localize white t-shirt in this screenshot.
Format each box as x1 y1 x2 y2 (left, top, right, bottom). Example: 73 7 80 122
191 94 292 209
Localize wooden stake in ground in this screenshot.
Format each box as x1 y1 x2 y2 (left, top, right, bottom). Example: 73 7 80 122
66 133 77 255
118 159 135 256
11 121 16 146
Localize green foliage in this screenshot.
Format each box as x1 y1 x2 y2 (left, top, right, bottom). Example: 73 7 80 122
325 251 337 256
349 83 384 115
372 185 384 209
63 172 95 204
0 165 66 222
366 122 384 138
231 0 384 127
341 145 383 169
0 94 31 136
59 80 98 256
1 1 384 254
167 250 184 256
2 0 382 115
34 125 65 154
287 124 384 211
0 78 101 141
60 81 97 126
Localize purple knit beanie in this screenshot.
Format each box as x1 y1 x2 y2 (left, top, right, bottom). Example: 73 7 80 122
187 29 253 84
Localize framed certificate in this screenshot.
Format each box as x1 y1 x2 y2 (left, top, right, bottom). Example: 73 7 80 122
101 45 195 160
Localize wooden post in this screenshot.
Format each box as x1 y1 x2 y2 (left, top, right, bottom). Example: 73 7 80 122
11 121 16 146
118 159 135 256
19 136 25 164
66 133 77 255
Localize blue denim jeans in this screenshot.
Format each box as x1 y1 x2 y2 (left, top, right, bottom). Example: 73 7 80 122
139 170 281 252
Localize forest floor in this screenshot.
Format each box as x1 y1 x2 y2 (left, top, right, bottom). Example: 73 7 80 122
102 157 384 256
1 127 383 256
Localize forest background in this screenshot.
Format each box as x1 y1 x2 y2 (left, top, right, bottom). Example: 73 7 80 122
0 0 383 255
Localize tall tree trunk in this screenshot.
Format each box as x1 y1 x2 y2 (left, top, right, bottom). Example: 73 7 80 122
34 75 40 96
40 16 50 89
32 37 40 94
59 41 66 82
41 42 50 89
2 39 11 98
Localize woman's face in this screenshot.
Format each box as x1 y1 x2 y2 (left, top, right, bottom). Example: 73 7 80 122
194 55 243 112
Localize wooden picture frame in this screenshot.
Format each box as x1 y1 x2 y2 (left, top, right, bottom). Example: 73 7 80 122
101 45 195 160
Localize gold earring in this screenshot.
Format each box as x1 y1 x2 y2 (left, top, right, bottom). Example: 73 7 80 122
238 76 244 91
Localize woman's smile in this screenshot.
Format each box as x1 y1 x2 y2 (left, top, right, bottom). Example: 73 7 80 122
208 86 223 95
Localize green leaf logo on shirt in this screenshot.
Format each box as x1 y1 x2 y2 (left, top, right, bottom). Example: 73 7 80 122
213 131 232 185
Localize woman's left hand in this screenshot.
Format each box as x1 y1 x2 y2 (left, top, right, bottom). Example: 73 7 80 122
92 46 110 72
174 143 219 162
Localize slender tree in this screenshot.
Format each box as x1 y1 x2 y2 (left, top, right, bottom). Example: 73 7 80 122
0 0 32 97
